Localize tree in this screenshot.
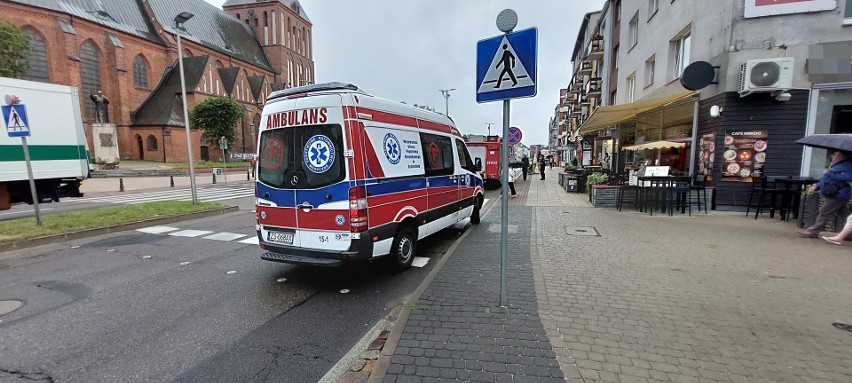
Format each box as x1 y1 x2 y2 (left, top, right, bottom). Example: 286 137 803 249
189 96 244 150
0 21 30 78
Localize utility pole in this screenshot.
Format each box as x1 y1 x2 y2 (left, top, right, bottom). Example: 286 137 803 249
484 122 494 136
439 89 456 117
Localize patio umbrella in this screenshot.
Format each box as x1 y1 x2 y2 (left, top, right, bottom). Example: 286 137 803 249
796 134 852 152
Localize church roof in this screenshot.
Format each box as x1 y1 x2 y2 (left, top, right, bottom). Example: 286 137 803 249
132 56 209 127
222 0 311 23
10 0 273 72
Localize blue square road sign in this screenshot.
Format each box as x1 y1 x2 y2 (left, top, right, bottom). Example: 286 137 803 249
3 104 31 137
476 28 537 103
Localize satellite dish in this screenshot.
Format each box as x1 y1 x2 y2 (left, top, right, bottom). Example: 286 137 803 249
680 61 717 91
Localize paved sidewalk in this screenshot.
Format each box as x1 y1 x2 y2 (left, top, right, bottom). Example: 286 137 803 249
377 168 852 383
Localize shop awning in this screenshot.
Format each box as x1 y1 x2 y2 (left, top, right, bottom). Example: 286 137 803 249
622 140 686 151
577 92 695 135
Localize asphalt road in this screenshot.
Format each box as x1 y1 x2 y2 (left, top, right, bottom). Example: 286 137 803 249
0 192 492 383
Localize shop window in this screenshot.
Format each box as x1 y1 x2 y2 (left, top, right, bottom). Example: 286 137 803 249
146 135 158 151
420 133 455 176
21 28 49 83
133 55 148 88
806 88 852 176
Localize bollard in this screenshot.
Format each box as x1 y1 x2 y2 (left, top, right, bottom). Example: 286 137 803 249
247 169 250 181
212 174 217 184
170 175 175 187
119 178 124 192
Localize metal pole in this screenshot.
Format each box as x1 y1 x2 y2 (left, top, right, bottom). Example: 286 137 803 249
445 95 449 116
222 146 227 183
21 137 41 226
177 23 198 204
500 99 510 307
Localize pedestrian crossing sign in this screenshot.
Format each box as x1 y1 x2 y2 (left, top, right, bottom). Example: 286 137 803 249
476 28 537 103
2 104 30 137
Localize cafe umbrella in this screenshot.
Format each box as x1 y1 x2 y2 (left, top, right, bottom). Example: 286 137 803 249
795 134 852 152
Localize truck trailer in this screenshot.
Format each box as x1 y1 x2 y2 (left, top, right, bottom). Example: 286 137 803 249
0 77 90 209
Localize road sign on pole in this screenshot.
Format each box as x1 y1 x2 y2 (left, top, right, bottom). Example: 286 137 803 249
3 101 41 226
476 27 537 104
507 127 523 146
477 10 538 308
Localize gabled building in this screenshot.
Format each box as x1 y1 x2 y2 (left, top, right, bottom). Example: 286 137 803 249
3 0 315 162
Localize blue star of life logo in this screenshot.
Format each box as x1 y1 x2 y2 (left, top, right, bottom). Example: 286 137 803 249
383 133 401 165
335 214 346 226
304 135 335 173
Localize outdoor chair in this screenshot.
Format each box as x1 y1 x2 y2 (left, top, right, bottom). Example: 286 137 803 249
745 176 784 220
691 174 709 213
615 175 640 212
666 178 693 216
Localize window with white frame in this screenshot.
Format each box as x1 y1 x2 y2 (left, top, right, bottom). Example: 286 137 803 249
648 0 660 19
629 13 639 48
671 32 691 79
845 0 852 24
627 73 636 103
613 44 619 70
645 55 656 87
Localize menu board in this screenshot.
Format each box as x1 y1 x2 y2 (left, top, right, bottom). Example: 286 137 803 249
698 133 716 181
721 130 768 182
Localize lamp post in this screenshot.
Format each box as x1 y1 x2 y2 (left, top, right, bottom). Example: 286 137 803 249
175 12 198 204
439 88 456 117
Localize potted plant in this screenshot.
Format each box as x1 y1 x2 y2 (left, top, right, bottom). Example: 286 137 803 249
586 172 610 203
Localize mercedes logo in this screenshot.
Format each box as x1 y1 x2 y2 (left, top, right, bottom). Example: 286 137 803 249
291 175 300 186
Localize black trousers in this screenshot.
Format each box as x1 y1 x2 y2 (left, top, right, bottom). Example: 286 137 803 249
539 166 545 180
522 168 527 181
509 182 516 195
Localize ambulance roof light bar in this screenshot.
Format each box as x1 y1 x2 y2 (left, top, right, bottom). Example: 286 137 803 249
268 82 362 102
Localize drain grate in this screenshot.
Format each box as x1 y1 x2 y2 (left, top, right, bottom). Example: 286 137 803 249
833 323 852 333
564 226 601 237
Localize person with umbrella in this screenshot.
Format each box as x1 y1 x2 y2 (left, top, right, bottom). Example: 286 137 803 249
797 149 852 238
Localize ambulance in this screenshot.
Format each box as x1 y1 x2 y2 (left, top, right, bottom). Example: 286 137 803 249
254 83 485 270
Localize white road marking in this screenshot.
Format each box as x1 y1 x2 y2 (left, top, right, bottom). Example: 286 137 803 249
78 187 254 205
142 255 152 259
168 230 213 238
239 236 259 245
202 232 247 241
179 262 190 266
412 256 430 268
484 198 491 204
226 270 237 275
136 226 180 234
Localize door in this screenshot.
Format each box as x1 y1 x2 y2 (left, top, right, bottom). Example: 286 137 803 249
200 146 209 161
455 138 476 212
136 135 144 160
421 132 457 235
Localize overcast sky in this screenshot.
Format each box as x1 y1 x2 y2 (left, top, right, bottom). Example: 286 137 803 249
203 0 606 145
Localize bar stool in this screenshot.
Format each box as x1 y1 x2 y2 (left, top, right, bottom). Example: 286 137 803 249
745 176 784 220
690 174 709 213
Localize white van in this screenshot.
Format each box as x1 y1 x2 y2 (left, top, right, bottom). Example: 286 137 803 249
255 83 485 269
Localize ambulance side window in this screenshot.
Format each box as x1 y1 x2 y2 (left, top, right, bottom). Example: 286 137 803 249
455 139 474 172
420 133 454 177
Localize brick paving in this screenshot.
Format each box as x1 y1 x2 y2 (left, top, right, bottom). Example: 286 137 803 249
379 169 852 382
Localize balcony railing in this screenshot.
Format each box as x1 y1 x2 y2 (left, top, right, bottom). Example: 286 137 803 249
588 38 604 59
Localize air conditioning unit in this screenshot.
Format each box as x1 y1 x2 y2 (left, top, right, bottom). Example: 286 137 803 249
739 57 794 97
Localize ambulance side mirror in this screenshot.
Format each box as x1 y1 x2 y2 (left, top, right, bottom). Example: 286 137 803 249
474 158 483 172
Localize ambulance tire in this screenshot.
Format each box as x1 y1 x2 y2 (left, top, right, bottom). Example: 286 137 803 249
471 196 482 225
390 226 417 271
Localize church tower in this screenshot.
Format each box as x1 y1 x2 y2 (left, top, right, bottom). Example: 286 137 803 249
223 0 314 89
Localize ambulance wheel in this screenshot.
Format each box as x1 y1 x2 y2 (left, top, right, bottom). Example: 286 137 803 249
471 196 482 225
390 227 416 270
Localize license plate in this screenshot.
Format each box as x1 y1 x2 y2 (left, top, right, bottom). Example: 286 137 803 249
267 231 294 245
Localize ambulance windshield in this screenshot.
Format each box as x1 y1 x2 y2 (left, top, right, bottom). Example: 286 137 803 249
257 124 346 189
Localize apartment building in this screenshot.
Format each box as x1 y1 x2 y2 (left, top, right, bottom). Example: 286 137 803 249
559 0 852 207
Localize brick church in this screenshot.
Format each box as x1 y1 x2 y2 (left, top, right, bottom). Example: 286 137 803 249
2 0 314 162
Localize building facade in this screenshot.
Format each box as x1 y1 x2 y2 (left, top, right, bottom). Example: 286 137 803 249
558 0 852 207
4 0 314 163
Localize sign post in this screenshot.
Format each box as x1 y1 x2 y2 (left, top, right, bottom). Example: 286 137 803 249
3 97 41 226
476 10 537 307
219 136 228 183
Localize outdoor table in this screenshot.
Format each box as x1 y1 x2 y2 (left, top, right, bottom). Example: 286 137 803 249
636 176 689 214
770 177 817 221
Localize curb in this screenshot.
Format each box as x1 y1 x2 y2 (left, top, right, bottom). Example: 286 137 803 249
366 197 499 383
0 206 240 254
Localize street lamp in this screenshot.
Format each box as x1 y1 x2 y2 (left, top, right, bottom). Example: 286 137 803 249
175 12 198 205
439 89 456 117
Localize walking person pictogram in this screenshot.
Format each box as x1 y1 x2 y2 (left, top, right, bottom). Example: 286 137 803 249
494 44 518 89
11 111 22 130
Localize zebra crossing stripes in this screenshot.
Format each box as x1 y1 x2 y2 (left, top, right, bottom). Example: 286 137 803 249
78 187 255 204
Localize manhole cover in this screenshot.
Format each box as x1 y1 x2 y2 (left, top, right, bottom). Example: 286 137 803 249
564 226 600 237
833 323 852 333
0 300 23 316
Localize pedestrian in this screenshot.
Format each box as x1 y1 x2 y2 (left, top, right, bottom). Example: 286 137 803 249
538 155 546 180
799 151 852 238
823 214 852 245
521 155 529 181
550 157 554 169
508 165 522 198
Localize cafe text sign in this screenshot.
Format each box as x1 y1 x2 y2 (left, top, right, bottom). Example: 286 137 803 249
722 130 768 183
